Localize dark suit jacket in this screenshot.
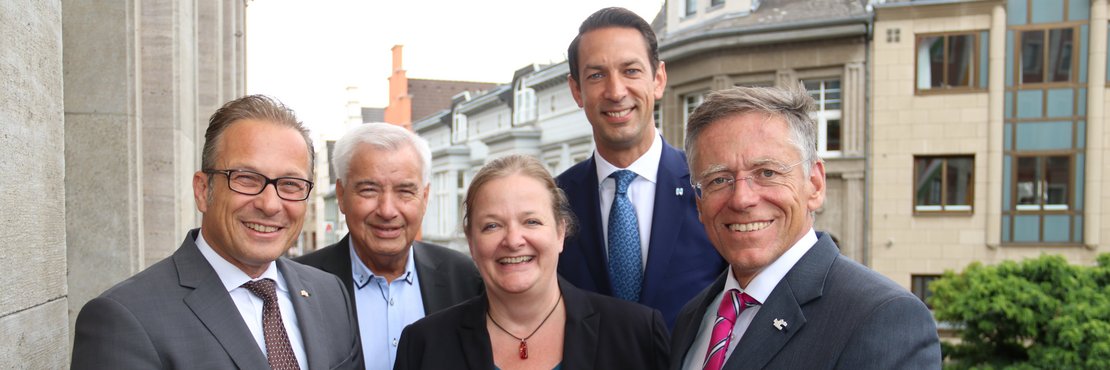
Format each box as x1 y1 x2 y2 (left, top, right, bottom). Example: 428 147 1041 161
394 278 669 370
294 235 483 314
556 139 726 328
669 233 942 370
71 228 363 369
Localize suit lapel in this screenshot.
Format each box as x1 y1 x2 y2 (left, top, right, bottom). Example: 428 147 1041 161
564 155 611 294
457 294 495 369
412 241 446 312
281 258 331 370
671 272 727 370
641 142 693 304
726 234 839 370
327 236 357 304
560 279 600 369
177 231 270 369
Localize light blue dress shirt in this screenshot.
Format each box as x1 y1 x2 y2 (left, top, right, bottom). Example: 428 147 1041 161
350 241 425 370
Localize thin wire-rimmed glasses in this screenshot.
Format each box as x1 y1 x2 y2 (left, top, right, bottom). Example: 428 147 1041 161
204 169 314 201
692 159 808 200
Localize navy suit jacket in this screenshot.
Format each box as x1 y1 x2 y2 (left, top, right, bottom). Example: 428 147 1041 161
394 278 670 370
71 229 363 369
669 233 942 370
556 139 726 328
294 235 483 315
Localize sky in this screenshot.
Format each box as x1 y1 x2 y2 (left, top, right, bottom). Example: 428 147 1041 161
246 0 664 137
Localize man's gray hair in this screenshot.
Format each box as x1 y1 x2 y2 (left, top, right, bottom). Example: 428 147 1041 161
332 122 432 185
683 83 819 175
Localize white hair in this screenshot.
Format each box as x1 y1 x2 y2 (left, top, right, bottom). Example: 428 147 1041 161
332 122 432 185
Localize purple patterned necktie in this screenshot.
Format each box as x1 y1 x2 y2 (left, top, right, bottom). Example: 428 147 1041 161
242 278 300 370
608 169 643 301
703 289 759 370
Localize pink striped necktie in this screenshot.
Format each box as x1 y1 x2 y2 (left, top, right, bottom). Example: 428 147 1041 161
702 289 759 370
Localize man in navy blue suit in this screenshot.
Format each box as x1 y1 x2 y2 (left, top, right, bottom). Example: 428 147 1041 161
558 7 726 328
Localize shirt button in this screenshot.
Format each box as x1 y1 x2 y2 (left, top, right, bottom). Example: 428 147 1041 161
392 338 398 346
389 298 395 306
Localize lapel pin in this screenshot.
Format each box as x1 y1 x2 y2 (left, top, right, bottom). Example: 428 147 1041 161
675 187 684 196
773 318 788 331
300 289 310 298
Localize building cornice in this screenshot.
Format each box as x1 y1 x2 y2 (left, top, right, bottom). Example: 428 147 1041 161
457 85 510 114
659 15 871 62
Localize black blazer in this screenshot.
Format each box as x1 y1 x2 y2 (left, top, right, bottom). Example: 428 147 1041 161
295 235 484 314
556 138 726 328
669 233 942 370
395 278 670 370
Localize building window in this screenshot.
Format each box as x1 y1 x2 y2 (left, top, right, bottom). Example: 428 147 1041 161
683 92 706 129
709 0 724 9
1015 155 1070 211
452 112 467 143
914 156 974 213
803 79 842 154
684 0 697 17
911 274 941 308
916 33 978 91
1020 27 1074 84
514 86 536 124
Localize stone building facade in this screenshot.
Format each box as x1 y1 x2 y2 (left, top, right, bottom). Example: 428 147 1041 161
0 1 245 366
871 0 1110 296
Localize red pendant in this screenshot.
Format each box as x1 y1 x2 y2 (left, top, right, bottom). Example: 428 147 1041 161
518 340 528 359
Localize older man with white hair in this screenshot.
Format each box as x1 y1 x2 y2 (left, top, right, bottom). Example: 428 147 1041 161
296 122 483 370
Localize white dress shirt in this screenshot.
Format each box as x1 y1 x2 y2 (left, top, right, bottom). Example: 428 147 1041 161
196 232 308 370
349 241 425 370
594 131 663 268
681 229 818 370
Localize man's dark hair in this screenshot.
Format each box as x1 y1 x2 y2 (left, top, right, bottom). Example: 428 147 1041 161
567 7 660 83
201 94 314 178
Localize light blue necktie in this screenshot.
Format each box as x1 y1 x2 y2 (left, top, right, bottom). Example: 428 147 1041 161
607 169 642 302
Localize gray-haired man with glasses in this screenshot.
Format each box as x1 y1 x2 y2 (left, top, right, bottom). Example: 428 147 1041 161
72 95 363 369
669 85 940 370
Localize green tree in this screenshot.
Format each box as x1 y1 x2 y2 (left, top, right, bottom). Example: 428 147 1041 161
930 253 1110 369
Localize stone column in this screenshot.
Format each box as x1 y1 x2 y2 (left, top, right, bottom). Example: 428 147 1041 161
64 0 246 335
1 1 70 367
986 3 1006 247
62 0 146 342
1086 0 1106 249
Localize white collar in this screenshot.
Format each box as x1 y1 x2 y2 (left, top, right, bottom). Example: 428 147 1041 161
594 131 663 186
723 228 818 303
348 238 417 288
195 230 285 293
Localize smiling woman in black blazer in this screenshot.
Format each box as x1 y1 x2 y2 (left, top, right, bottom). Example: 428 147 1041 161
395 154 669 370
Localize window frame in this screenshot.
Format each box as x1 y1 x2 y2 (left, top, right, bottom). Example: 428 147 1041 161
1010 153 1074 212
912 155 976 215
683 0 697 18
1015 25 1079 87
911 274 942 309
803 78 843 157
682 91 707 131
914 31 985 95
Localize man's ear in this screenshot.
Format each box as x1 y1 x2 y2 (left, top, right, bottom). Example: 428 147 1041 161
653 61 668 100
806 160 827 212
568 74 585 108
193 171 210 213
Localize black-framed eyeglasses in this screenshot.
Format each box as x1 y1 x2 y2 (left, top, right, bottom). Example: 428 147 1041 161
204 169 314 201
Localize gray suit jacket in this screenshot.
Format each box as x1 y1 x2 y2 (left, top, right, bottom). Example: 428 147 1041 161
294 235 483 315
71 229 363 369
669 233 942 370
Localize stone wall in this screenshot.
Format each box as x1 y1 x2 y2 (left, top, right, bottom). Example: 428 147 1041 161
0 1 70 367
